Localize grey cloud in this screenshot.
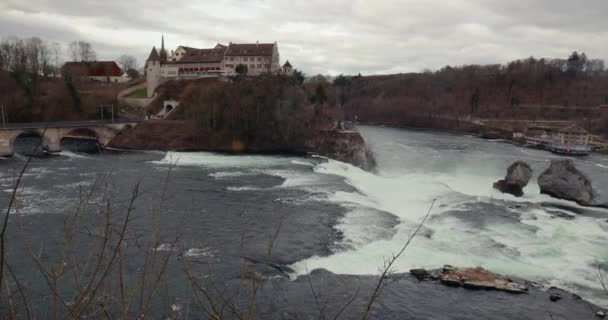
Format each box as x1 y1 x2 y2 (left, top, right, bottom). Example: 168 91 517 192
1 0 607 75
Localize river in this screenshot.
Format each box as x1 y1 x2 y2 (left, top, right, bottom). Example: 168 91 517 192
1 125 607 318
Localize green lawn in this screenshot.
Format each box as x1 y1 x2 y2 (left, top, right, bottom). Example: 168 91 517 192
126 88 148 99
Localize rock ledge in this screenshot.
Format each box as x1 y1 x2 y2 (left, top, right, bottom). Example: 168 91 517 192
411 266 528 294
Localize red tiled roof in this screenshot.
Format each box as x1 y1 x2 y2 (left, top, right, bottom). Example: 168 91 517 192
62 61 122 77
225 43 275 56
176 48 227 63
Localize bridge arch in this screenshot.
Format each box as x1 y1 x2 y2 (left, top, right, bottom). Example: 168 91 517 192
61 128 100 141
60 128 102 153
10 130 50 155
0 122 137 157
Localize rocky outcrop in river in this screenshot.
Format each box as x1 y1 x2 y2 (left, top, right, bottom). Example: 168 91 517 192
411 266 528 294
493 161 533 197
538 160 595 206
109 121 376 171
306 130 376 171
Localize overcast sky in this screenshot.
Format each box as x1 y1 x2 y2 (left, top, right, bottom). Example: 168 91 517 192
2 0 608 75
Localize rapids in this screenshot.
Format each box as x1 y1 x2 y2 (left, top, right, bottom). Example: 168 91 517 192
1 125 608 317
293 126 608 307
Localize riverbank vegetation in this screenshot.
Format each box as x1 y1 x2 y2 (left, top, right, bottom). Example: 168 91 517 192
0 36 133 122
110 74 377 169
113 75 342 152
336 52 608 136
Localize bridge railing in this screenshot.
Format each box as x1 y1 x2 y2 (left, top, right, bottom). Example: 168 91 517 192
0 120 139 130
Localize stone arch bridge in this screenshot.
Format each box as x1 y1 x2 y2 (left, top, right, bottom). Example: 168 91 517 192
0 121 138 157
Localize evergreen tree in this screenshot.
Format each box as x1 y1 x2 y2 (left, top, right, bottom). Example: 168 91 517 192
314 83 327 104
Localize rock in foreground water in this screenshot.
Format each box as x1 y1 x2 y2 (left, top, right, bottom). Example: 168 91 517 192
411 266 528 294
493 161 533 197
538 160 594 205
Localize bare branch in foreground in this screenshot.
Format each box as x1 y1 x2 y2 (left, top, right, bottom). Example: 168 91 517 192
362 199 437 320
0 127 47 305
597 264 608 296
305 265 325 320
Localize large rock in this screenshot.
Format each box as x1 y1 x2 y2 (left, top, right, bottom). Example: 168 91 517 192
538 160 594 205
494 161 533 197
306 130 376 171
410 266 528 294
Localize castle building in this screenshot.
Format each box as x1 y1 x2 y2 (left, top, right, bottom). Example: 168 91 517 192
145 37 292 97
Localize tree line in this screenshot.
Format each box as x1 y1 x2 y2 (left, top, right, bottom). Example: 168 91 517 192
332 52 608 135
0 36 139 77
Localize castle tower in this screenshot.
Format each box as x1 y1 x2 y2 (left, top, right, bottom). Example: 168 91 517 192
146 46 161 98
282 60 293 75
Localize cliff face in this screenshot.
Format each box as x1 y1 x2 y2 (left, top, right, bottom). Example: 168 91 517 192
306 130 376 171
109 121 376 171
108 120 201 151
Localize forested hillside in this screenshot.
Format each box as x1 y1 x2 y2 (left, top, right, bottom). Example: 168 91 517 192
112 74 343 152
337 53 608 135
0 36 133 122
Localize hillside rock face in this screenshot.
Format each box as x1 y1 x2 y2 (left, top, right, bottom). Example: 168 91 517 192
306 130 376 171
538 160 594 205
493 161 533 197
410 266 528 294
109 121 376 171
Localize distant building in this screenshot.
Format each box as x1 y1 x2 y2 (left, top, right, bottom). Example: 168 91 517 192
555 124 591 145
282 60 293 75
145 36 292 97
62 61 127 83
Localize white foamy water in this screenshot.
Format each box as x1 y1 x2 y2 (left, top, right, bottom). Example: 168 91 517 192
184 247 217 258
58 151 91 159
291 126 608 307
226 186 262 191
153 151 296 168
210 171 251 178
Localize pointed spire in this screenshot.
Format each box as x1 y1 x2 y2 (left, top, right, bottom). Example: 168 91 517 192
159 34 168 62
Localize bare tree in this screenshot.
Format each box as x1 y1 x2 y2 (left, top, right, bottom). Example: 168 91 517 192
0 37 27 72
24 37 42 75
69 40 97 62
117 54 138 72
51 42 62 76
68 41 79 62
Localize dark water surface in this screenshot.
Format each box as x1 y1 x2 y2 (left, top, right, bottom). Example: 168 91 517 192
1 127 607 319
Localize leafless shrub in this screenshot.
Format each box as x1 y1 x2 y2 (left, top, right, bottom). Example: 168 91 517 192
362 199 436 320
597 264 608 296
0 155 181 319
2 142 438 319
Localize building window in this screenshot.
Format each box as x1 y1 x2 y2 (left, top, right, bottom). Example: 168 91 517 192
257 57 262 62
230 57 234 61
250 64 255 69
257 64 262 68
